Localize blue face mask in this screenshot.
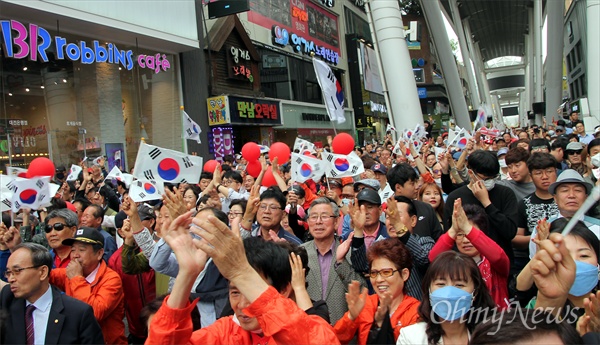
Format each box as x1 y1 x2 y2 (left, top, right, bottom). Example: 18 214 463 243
429 286 474 321
569 261 599 297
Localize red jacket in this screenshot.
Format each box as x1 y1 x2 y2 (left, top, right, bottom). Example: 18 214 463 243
108 246 156 339
147 286 340 345
333 294 420 345
51 260 127 344
429 227 510 309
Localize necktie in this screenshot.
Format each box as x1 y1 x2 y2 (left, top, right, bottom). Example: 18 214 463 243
26 304 35 345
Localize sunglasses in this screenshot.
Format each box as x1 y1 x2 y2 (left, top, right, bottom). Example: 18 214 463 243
44 223 67 233
368 268 398 279
566 150 583 155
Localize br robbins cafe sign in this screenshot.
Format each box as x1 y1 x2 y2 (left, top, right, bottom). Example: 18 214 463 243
0 20 171 74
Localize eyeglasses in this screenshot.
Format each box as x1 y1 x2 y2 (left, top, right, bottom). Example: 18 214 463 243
307 214 337 222
44 223 67 233
455 233 466 239
4 266 41 279
432 169 441 174
566 150 583 155
228 212 243 218
531 168 557 177
259 204 282 211
369 268 398 279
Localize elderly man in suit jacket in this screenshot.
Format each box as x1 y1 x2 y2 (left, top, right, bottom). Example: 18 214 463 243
0 242 104 344
301 197 366 324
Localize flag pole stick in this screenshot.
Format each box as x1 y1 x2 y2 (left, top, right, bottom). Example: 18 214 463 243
331 119 338 136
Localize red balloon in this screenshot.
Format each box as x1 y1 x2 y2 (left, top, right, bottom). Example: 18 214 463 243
261 169 277 187
203 159 219 173
26 157 55 178
246 160 262 178
331 133 355 155
241 142 261 161
269 142 291 163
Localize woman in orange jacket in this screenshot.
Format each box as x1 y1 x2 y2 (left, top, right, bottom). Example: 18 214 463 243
333 238 420 344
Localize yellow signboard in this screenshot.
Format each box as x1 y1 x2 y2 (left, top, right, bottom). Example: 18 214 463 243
207 96 230 126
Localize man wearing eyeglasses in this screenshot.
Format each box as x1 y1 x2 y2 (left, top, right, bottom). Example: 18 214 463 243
301 197 366 324
44 209 78 269
240 188 302 245
513 153 559 277
0 242 105 344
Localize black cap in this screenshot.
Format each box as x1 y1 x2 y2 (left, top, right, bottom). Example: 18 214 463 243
284 185 305 198
356 188 381 205
138 204 156 221
114 211 127 229
62 227 105 247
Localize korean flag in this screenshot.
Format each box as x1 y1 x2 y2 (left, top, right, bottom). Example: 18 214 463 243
133 142 203 184
291 153 326 183
129 179 164 202
11 176 52 212
321 151 364 178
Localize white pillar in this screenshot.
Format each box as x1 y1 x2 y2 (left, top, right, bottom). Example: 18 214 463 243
366 0 423 129
448 0 480 108
588 0 600 120
545 0 565 124
533 0 544 124
524 40 533 127
459 20 490 104
419 0 471 130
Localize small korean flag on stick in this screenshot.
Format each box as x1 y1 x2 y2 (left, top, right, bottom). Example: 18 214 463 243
321 151 364 178
129 179 164 202
291 153 326 183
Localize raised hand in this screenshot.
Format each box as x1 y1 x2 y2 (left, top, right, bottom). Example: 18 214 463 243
348 198 366 237
268 230 286 243
164 210 208 276
289 253 313 311
374 291 393 327
336 232 354 263
290 253 306 293
120 219 134 246
384 197 407 238
345 280 368 321
452 199 471 234
577 291 600 335
163 188 187 220
468 170 491 207
191 214 248 282
530 233 575 301
536 218 550 243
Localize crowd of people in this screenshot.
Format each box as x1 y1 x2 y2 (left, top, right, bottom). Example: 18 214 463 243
0 118 600 344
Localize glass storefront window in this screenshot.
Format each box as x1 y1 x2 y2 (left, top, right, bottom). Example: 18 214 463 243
0 19 182 173
258 48 344 105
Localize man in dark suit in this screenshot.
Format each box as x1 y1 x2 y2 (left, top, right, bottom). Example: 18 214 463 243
0 242 104 344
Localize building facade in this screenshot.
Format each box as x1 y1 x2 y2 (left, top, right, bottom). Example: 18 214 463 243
0 0 199 172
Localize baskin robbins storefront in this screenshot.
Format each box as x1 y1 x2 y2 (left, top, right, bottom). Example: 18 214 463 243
0 5 189 174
